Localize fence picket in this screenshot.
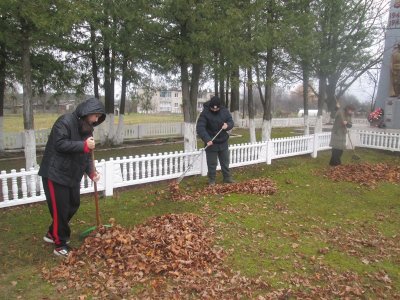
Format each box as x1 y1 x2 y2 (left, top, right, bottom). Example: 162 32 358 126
1 129 399 208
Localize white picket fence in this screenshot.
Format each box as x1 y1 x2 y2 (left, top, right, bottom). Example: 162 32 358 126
1 129 399 208
2 118 369 150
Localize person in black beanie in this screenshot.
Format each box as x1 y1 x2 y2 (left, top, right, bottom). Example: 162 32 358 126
196 96 234 185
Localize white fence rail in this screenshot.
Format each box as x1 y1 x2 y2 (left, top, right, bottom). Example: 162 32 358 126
2 129 399 208
3 123 184 150
2 118 369 150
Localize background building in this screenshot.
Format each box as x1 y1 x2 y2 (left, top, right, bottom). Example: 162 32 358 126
136 88 215 114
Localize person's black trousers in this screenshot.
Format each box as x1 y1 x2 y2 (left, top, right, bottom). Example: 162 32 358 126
205 143 231 181
42 178 80 247
329 148 343 166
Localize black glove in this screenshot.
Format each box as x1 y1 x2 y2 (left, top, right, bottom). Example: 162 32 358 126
346 122 352 128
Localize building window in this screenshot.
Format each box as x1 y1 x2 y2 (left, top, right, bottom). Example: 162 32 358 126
175 93 178 97
160 91 171 97
174 103 178 107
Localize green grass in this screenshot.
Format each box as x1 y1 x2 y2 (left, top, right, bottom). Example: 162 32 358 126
3 113 184 132
1 148 399 298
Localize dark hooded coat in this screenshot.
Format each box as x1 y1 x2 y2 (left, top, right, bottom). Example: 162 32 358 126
38 98 106 187
329 108 352 150
196 101 234 147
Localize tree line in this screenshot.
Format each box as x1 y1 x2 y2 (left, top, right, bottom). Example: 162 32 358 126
0 0 387 169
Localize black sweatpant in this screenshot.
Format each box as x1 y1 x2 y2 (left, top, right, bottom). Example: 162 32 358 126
42 178 80 247
206 143 231 181
329 148 343 166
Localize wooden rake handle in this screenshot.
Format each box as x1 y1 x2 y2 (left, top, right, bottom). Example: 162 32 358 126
91 150 101 226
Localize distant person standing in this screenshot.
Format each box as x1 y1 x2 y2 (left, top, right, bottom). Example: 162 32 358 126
39 97 106 257
329 104 355 166
196 96 234 185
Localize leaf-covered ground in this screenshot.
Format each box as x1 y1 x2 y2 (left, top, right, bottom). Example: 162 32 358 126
1 148 399 299
322 163 400 187
168 178 277 202
43 214 267 299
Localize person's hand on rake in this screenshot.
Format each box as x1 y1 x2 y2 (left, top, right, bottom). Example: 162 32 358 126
86 137 96 150
92 171 101 183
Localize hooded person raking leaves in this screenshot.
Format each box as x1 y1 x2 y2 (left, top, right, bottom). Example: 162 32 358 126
196 96 234 185
39 97 106 257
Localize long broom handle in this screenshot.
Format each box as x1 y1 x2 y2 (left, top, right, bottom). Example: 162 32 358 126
338 109 353 146
338 108 359 158
91 150 101 226
177 128 224 183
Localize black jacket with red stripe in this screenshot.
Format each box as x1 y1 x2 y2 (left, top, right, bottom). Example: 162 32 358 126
39 98 106 187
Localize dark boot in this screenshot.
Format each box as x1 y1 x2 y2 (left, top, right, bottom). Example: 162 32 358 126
223 177 235 184
208 176 216 186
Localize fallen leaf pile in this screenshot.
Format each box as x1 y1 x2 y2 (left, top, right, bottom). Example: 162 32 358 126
42 213 267 299
285 263 367 298
323 225 400 264
169 178 277 201
323 163 400 187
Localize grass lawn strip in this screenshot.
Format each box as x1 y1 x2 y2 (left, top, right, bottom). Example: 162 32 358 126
0 149 399 299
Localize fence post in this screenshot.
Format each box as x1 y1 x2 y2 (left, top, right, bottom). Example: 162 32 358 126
311 133 318 158
19 132 25 148
266 141 273 165
258 142 267 162
200 149 207 176
105 158 114 196
138 124 144 139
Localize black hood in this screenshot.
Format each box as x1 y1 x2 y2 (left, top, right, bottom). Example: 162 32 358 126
203 100 222 111
75 97 106 127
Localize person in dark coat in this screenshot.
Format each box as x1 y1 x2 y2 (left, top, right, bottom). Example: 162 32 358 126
196 96 234 185
329 104 355 166
38 97 106 257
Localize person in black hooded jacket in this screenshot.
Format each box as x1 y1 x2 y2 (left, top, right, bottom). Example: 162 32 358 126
39 97 106 257
196 96 234 185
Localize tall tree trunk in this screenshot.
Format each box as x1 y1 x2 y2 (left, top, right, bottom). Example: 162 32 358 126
0 42 6 152
114 55 128 145
247 67 256 143
302 61 310 135
316 73 327 133
219 80 224 106
230 67 240 124
101 40 112 145
90 25 99 99
107 47 116 141
242 69 246 119
225 73 230 109
326 77 338 119
262 49 273 141
181 62 202 152
21 28 37 170
213 50 218 96
219 53 225 104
